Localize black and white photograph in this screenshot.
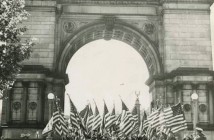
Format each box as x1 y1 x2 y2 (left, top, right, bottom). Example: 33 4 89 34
0 0 214 139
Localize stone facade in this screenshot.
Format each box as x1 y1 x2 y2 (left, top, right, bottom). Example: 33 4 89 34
163 3 213 73
1 0 214 139
22 1 56 70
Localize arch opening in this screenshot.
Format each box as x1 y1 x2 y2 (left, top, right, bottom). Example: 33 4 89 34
65 39 151 114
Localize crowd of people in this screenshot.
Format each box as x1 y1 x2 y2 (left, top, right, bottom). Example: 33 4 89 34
183 127 207 140
64 127 207 140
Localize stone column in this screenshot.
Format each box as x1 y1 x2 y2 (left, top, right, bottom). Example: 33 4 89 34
208 83 214 124
21 82 29 124
173 84 183 104
53 79 65 111
38 81 45 123
44 80 54 123
165 81 175 106
1 89 11 125
146 78 165 111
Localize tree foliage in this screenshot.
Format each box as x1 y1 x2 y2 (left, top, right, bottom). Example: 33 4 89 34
0 0 34 93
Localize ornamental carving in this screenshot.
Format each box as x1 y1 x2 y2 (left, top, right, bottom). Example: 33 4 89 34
104 16 116 31
199 104 207 113
28 102 37 110
63 21 76 33
183 104 191 112
143 23 155 35
12 102 21 111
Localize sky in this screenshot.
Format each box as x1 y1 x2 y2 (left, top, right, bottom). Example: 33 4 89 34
65 39 151 115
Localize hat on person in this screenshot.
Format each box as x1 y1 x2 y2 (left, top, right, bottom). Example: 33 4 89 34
196 127 203 132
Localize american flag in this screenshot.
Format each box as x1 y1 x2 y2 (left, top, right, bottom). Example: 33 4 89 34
165 103 187 133
147 103 187 136
68 95 89 139
152 109 165 129
42 116 53 135
80 104 90 127
158 107 173 135
68 96 82 129
101 101 111 133
131 106 140 135
92 103 102 130
139 111 147 135
105 104 117 129
86 105 94 132
119 100 137 136
52 100 68 137
145 108 161 139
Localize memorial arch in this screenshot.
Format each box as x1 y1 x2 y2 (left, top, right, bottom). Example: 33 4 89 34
57 20 163 76
1 0 214 139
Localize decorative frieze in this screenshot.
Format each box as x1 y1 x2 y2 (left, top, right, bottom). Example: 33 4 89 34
63 21 76 33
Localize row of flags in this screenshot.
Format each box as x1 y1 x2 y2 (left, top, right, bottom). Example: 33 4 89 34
142 103 187 139
42 95 187 140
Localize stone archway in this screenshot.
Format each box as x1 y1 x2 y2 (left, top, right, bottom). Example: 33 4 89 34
56 18 163 78
2 1 214 139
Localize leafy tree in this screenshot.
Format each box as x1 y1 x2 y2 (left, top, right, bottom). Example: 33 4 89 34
0 0 35 95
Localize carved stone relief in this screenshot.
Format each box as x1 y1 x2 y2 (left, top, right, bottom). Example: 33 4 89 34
12 102 21 111
143 22 155 35
104 16 116 31
183 103 191 112
63 21 76 33
28 102 37 110
199 104 207 113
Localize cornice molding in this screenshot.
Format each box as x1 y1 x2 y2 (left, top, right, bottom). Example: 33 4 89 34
57 0 159 6
146 67 214 86
161 0 213 5
24 0 213 7
25 0 56 12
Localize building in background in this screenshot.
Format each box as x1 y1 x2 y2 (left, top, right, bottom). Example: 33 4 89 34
0 0 214 139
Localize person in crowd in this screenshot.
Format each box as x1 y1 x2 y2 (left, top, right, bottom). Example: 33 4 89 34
138 132 148 140
195 127 207 140
91 130 98 140
124 136 129 140
97 133 103 140
111 131 117 140
151 130 158 140
167 131 176 140
142 134 148 140
137 135 143 140
132 134 138 140
103 131 111 140
190 135 194 140
117 137 121 140
74 131 80 140
159 132 167 140
183 135 193 140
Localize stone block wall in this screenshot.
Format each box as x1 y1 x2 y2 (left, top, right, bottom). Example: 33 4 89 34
162 3 213 73
21 1 56 70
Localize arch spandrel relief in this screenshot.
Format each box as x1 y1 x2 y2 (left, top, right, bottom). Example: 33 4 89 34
58 16 160 54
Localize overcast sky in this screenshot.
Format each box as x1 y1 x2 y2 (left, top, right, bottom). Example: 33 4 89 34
65 39 151 115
